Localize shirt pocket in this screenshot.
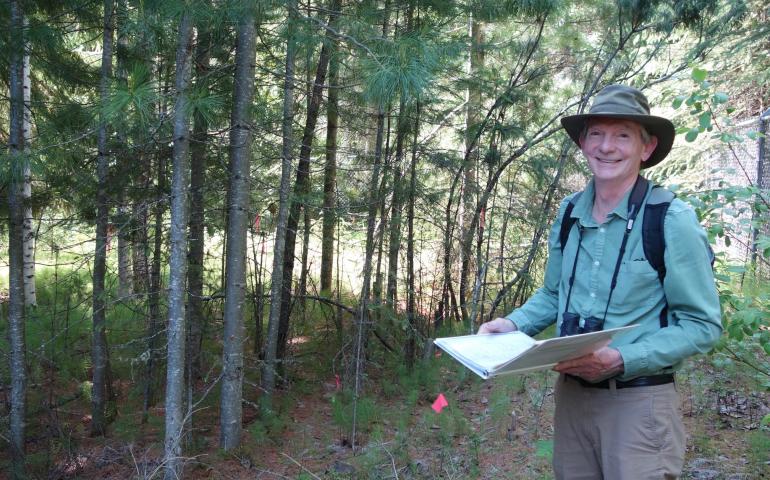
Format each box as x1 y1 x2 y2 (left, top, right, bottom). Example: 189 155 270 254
614 259 661 308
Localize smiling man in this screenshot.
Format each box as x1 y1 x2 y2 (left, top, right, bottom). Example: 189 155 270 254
478 85 722 479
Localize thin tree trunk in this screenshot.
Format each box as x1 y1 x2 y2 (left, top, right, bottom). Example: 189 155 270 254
262 0 297 400
373 114 392 311
405 103 420 368
91 0 115 437
220 10 257 451
187 22 212 383
115 0 132 300
251 225 265 355
132 198 150 295
298 208 311 311
7 0 27 474
349 1 392 440
21 21 36 307
163 12 194 478
143 154 165 423
386 97 408 305
276 0 339 368
458 17 484 323
351 103 386 446
320 8 341 296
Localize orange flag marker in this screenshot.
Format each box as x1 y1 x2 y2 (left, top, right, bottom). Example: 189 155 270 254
431 393 449 413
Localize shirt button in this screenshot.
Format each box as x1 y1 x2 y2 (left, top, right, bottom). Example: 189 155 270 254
599 228 606 233
594 261 600 266
590 292 596 298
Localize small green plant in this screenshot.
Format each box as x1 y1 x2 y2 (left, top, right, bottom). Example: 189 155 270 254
746 430 770 476
331 390 380 436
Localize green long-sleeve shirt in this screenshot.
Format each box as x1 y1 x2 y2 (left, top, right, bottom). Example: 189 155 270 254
506 179 722 381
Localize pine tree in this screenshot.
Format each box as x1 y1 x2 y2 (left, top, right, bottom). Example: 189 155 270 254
7 1 28 475
220 6 258 451
163 9 195 477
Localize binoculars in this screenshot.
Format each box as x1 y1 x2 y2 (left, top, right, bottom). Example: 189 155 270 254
560 312 604 336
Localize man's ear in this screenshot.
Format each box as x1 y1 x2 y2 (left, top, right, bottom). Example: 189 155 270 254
641 136 658 163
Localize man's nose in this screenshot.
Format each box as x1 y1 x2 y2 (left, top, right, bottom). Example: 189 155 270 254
598 136 615 152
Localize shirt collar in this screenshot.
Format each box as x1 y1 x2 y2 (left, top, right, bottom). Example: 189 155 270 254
571 177 645 225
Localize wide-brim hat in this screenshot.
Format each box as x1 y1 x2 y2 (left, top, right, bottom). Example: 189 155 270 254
560 84 676 168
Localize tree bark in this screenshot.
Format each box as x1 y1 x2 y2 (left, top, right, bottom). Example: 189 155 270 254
91 0 115 437
298 207 311 311
187 21 212 383
262 0 298 400
143 153 165 423
163 11 195 478
21 20 36 307
320 3 341 296
115 0 132 300
275 0 339 368
405 103 420 368
7 0 27 475
220 10 257 451
386 97 408 304
459 17 484 322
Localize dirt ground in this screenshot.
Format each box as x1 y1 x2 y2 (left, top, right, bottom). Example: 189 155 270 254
5 354 764 480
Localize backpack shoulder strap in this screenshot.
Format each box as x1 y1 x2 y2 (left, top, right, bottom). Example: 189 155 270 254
642 186 675 284
642 185 675 329
559 192 582 251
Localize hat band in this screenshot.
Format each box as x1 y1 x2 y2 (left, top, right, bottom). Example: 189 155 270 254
589 100 650 116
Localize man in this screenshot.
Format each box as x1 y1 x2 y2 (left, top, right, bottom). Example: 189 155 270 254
478 84 722 479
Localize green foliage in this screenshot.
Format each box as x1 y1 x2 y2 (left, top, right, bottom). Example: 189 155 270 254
535 439 553 461
362 28 458 108
331 390 381 435
747 430 770 476
672 69 770 385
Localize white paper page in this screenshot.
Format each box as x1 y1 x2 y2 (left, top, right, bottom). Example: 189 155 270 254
493 325 638 376
434 331 537 379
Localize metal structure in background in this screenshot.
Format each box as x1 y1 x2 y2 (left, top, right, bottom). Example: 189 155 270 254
753 107 770 278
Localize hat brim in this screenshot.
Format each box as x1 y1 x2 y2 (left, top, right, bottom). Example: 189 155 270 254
560 113 675 169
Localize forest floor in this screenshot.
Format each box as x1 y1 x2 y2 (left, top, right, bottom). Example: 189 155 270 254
4 338 770 480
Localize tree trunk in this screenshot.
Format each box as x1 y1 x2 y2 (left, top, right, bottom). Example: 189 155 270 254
163 12 194 478
373 114 392 313
404 103 421 368
320 9 341 296
143 154 165 423
351 103 386 445
220 10 257 451
262 0 298 400
7 0 27 474
115 0 132 300
298 207 311 311
21 22 36 308
187 22 212 384
386 97 408 305
91 0 114 437
458 17 484 323
275 0 339 369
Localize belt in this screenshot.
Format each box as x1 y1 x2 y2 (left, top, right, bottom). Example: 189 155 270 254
567 373 674 389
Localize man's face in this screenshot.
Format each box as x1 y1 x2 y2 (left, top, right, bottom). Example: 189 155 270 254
579 118 658 186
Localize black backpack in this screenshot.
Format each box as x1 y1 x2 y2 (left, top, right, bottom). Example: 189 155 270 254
557 178 675 327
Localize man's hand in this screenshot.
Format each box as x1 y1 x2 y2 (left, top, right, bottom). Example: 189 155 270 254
477 317 518 335
553 346 624 383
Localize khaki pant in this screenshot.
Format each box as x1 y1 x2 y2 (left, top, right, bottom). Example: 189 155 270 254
553 374 686 480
